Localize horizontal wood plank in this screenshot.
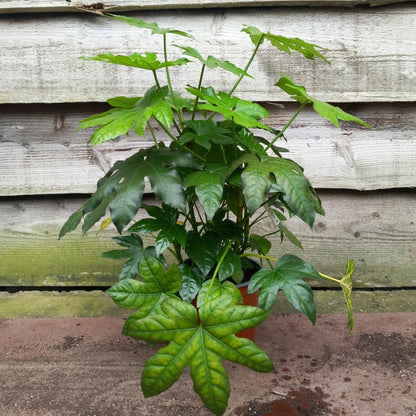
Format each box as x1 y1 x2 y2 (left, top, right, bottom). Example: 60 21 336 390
0 0 407 13
1 5 415 104
0 289 414 318
1 191 415 288
1 102 415 196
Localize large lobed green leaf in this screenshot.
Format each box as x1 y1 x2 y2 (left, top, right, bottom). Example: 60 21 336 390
234 154 324 227
242 26 329 63
81 52 189 71
248 254 322 324
59 146 200 237
105 13 193 38
276 75 372 128
125 293 273 416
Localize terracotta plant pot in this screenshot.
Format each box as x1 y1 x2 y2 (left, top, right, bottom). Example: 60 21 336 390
235 282 259 341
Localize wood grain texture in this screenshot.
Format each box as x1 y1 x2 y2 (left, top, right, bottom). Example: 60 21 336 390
1 103 415 196
1 191 415 288
0 0 408 14
1 4 415 104
0 289 414 319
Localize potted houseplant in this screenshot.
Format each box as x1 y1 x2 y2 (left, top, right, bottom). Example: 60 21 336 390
60 12 369 416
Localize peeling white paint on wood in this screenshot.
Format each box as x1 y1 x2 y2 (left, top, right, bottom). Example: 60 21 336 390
1 5 415 103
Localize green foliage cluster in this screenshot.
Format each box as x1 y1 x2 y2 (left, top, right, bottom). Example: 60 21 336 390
60 14 368 415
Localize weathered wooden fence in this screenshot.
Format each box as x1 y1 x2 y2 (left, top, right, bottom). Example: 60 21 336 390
1 0 415 318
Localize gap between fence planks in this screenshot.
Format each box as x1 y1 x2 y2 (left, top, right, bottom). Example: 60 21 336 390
0 289 414 319
0 0 409 14
1 5 415 104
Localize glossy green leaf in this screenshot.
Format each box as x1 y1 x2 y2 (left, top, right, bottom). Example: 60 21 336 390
79 86 173 145
278 223 303 250
185 163 228 220
242 26 329 63
185 231 221 276
248 234 272 255
126 295 273 415
240 155 324 226
179 119 232 150
106 255 182 317
128 204 186 255
179 264 205 303
105 13 193 38
178 45 252 78
217 253 243 283
248 254 322 323
187 87 270 130
101 233 144 280
197 280 243 308
81 52 189 71
236 129 267 156
276 75 372 128
59 147 200 236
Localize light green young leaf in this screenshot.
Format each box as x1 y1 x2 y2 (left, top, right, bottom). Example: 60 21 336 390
79 85 173 145
187 87 271 130
80 52 189 71
105 13 193 38
242 26 329 63
248 254 322 323
177 45 253 78
276 75 372 128
125 295 273 415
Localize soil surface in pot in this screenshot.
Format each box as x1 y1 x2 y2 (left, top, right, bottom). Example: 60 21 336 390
0 313 415 415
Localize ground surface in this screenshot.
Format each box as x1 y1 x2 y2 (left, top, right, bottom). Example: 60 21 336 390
0 313 415 416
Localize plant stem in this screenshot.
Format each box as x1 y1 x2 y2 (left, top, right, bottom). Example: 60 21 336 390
191 64 206 120
147 122 159 148
163 33 184 126
228 34 265 95
155 118 179 143
240 252 278 262
152 70 161 88
205 242 232 299
319 272 341 284
265 102 307 151
155 119 206 162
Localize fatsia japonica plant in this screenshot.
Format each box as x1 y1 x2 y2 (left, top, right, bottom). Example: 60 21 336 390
60 12 369 416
